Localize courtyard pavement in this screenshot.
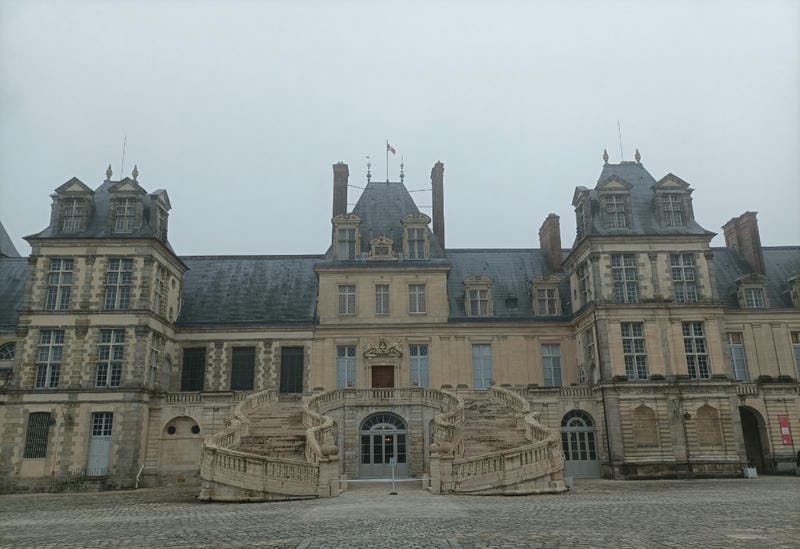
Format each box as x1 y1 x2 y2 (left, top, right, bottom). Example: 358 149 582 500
0 476 798 548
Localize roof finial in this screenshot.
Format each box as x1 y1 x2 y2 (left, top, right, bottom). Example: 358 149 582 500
132 164 139 181
366 155 372 183
105 164 113 180
602 149 609 165
400 156 405 183
634 148 641 163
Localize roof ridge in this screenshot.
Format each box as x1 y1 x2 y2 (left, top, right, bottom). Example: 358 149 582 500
180 254 326 260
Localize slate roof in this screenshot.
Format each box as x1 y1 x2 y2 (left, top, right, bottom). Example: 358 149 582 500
330 180 446 260
0 258 27 333
581 162 712 241
176 256 323 326
446 249 570 320
27 179 175 253
0 221 20 258
712 246 800 308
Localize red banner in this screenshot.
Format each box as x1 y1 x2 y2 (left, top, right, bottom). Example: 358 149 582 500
778 415 792 445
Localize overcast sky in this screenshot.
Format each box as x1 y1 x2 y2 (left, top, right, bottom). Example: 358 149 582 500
1 0 798 257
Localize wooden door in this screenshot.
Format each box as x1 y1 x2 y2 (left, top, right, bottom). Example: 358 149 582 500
371 366 394 388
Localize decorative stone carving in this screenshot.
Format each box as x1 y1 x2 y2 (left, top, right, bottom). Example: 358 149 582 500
363 338 402 358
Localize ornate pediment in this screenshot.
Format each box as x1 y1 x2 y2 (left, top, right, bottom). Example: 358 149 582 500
401 213 431 226
653 173 692 192
54 177 93 195
332 213 361 225
363 338 403 358
368 235 395 259
572 186 589 207
464 274 493 287
150 189 172 210
532 274 562 285
110 178 146 194
597 175 633 192
734 273 768 286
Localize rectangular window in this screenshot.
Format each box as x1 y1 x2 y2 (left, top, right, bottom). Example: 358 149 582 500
409 284 426 314
575 203 585 240
96 329 125 388
791 332 800 380
577 263 591 305
468 289 489 317
114 198 137 233
336 345 356 388
36 330 64 389
611 254 639 303
375 284 389 315
683 322 710 379
621 322 648 380
338 284 356 315
23 412 52 458
542 343 562 387
671 254 698 303
536 287 559 315
337 228 357 260
149 333 165 390
409 344 429 387
153 265 168 317
104 258 133 310
157 209 168 241
471 344 492 390
603 195 627 228
407 228 426 260
181 348 206 391
727 333 749 382
61 199 87 233
230 347 255 391
662 193 684 227
45 258 73 311
583 326 595 369
744 288 765 308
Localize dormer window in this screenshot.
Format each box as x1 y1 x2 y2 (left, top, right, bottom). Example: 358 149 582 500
401 213 431 260
332 214 361 261
532 275 562 316
575 202 586 240
464 275 493 317
735 274 769 309
789 275 800 308
662 193 684 227
114 198 138 233
156 208 168 241
60 198 88 233
603 194 628 228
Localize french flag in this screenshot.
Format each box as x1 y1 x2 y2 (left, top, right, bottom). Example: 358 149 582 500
386 142 396 155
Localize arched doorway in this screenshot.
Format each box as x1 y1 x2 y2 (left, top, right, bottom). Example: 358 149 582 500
739 407 770 473
561 410 600 478
358 412 408 478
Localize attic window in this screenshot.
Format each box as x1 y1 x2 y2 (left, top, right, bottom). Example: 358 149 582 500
337 228 357 260
156 208 168 241
744 288 765 308
368 236 395 260
505 297 518 310
114 199 138 233
662 193 685 227
603 195 628 228
464 275 493 317
406 228 427 260
532 275 562 316
575 202 586 240
60 198 88 233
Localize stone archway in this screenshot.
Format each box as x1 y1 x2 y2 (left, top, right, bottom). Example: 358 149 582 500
739 406 770 473
358 412 409 478
561 410 601 478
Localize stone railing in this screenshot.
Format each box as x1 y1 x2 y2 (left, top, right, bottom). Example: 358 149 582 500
200 389 336 501
163 390 254 404
431 385 565 495
736 383 759 397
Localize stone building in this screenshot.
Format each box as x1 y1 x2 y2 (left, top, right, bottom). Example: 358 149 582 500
0 154 798 499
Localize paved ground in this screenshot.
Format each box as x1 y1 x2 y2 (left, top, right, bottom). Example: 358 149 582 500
0 477 798 548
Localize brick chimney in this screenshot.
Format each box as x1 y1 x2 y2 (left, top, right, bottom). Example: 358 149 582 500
332 162 349 218
538 213 563 272
723 211 765 274
431 161 445 248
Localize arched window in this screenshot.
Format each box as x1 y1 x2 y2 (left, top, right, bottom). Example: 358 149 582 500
696 405 722 446
0 342 15 360
633 405 658 447
561 409 594 429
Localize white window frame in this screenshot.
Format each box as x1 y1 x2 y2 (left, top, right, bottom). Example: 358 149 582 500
338 284 356 315
468 288 490 317
791 332 800 380
96 329 125 388
471 344 492 390
408 284 426 314
603 194 627 228
683 321 710 379
36 329 64 389
611 254 639 304
409 344 429 387
743 287 766 309
406 227 427 260
671 253 698 303
536 287 559 315
727 333 749 382
153 265 168 317
61 198 87 233
662 193 684 227
104 258 133 311
45 258 73 311
577 263 591 305
114 198 137 233
542 343 562 387
337 228 357 260
621 322 648 380
336 345 356 388
375 284 389 315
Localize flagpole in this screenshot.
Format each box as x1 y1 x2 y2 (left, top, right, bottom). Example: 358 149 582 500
386 139 389 182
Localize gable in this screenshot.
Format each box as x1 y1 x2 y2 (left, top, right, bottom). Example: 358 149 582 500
597 175 632 192
109 178 146 194
150 189 172 210
54 177 93 195
653 173 691 192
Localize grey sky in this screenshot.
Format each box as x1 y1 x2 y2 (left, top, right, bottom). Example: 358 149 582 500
1 0 798 257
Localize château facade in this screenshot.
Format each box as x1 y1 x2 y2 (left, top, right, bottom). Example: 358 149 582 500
0 154 798 498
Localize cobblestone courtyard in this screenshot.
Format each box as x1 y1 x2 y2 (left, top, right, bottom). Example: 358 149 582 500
0 477 797 548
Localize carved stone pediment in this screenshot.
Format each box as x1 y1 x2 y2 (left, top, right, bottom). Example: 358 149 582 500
401 213 431 226
464 274 493 286
363 338 403 358
332 213 361 225
368 235 395 259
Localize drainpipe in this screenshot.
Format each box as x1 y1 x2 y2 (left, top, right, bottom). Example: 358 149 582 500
594 309 615 480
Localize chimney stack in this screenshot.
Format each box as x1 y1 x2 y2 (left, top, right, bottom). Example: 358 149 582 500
722 211 765 274
332 162 349 218
538 214 563 272
431 161 445 248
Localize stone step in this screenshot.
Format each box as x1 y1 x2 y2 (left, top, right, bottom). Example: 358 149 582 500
461 396 529 458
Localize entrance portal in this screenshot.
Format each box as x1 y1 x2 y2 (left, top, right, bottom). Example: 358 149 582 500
561 410 600 478
739 406 769 473
358 412 408 478
371 365 394 388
